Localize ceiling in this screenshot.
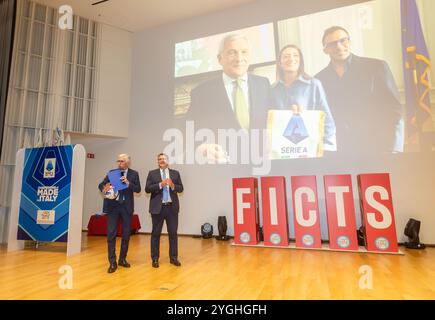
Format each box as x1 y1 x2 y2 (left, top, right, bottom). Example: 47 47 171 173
37 0 257 32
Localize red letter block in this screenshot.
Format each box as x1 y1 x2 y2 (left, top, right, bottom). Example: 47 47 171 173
291 176 322 248
357 173 398 253
324 175 359 251
261 177 289 247
232 177 260 245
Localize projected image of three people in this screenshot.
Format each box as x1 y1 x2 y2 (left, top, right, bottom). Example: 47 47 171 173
176 24 406 160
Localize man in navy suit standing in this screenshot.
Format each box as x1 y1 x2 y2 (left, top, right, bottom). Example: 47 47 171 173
98 153 141 273
145 153 184 268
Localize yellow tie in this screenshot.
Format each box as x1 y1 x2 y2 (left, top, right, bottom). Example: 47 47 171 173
233 79 249 130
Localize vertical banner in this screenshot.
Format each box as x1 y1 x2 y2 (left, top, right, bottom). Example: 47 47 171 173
261 176 289 247
291 176 322 248
232 177 259 245
358 173 399 253
324 175 359 250
17 146 74 242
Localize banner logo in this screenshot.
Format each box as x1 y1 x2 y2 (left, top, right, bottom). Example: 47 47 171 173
337 235 351 249
302 234 315 247
240 232 251 244
37 210 55 225
270 233 282 245
283 115 309 144
375 237 390 250
44 158 56 178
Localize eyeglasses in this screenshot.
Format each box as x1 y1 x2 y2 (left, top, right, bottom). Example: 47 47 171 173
324 37 350 50
116 160 126 163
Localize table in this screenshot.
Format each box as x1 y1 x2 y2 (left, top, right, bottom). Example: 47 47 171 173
87 214 141 236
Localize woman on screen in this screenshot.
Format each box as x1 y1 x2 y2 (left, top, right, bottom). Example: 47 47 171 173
271 44 337 151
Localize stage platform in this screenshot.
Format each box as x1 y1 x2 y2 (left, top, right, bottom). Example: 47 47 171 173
231 242 405 255
0 233 433 299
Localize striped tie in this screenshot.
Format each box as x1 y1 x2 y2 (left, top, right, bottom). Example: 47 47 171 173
162 170 170 202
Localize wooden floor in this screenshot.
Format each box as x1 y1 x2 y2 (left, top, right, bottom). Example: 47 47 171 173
0 233 434 300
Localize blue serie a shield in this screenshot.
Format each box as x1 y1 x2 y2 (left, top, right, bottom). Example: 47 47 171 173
267 110 326 159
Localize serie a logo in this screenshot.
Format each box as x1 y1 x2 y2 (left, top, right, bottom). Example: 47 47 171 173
44 158 56 178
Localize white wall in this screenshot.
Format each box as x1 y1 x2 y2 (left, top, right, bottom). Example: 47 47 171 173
78 0 435 244
95 24 133 137
0 208 7 243
68 22 133 231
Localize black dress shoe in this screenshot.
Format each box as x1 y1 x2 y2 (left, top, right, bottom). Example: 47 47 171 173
118 259 131 268
170 259 181 267
107 262 117 273
152 259 159 268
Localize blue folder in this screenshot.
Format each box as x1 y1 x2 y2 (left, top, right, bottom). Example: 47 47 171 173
107 169 128 192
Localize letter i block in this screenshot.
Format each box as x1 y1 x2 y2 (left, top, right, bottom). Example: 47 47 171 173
324 175 359 250
291 176 322 248
357 173 398 253
232 177 260 245
261 177 289 247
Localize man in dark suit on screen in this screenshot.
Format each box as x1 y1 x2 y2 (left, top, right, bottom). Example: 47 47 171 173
98 153 141 273
145 153 184 268
315 26 404 154
187 33 271 161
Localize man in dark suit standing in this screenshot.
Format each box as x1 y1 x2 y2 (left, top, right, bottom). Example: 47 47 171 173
98 153 141 273
315 26 404 154
145 153 184 268
187 33 271 161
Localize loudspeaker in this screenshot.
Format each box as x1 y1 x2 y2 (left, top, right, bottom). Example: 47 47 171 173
404 218 425 249
216 216 230 241
201 223 213 239
357 226 365 247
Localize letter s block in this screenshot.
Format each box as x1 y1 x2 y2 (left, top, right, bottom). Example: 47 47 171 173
357 173 398 253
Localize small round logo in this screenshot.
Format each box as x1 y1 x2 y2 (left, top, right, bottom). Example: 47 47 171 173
375 237 390 250
270 233 281 245
336 236 350 249
240 232 251 244
302 234 314 247
104 186 118 200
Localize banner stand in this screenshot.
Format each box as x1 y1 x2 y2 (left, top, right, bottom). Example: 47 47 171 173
7 149 25 253
7 145 86 256
67 144 86 256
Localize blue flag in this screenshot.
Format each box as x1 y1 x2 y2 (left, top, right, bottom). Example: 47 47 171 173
401 0 432 133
